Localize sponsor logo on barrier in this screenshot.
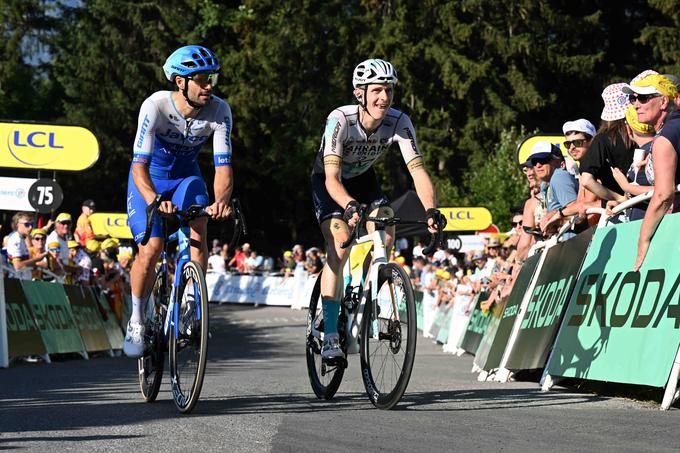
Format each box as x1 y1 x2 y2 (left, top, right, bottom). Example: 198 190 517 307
521 276 574 330
31 303 74 331
6 302 38 332
71 305 104 331
567 269 680 328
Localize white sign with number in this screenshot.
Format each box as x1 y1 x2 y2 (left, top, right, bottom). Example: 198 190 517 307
0 177 37 212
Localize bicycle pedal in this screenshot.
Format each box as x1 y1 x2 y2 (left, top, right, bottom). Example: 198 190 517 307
323 356 348 368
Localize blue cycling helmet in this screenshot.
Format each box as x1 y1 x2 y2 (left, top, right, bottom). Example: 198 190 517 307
163 45 220 82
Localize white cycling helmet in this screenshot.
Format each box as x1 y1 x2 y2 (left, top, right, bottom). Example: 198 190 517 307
352 59 398 88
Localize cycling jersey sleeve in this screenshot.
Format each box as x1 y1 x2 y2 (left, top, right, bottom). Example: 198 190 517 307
393 114 422 165
322 110 348 160
132 97 160 165
212 99 233 167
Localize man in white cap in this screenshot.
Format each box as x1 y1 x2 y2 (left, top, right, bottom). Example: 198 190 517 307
542 119 600 232
526 141 579 239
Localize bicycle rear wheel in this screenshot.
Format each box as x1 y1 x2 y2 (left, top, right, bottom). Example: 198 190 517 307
169 261 209 413
138 271 166 402
360 263 417 409
306 271 345 399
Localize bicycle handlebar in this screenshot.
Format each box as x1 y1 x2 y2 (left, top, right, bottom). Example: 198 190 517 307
228 198 248 251
139 195 222 246
340 205 445 256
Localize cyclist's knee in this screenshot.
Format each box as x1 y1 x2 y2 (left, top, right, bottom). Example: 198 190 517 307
136 238 163 267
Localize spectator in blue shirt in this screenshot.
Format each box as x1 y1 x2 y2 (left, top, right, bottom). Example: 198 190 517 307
525 141 579 239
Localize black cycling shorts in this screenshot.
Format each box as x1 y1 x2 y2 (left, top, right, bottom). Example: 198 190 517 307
311 167 390 223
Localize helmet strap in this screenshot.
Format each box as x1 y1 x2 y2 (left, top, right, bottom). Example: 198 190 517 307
181 77 203 110
358 86 380 121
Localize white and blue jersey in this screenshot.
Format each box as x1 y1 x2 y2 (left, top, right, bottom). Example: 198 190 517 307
127 91 233 243
132 90 232 176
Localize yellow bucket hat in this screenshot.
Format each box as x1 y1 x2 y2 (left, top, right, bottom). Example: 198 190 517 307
625 105 655 135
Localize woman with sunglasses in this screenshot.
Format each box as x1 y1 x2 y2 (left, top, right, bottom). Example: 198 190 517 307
578 83 636 206
124 45 234 358
28 228 50 280
621 74 679 271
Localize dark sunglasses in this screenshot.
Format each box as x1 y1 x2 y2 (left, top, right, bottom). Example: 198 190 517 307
58 220 72 225
511 221 523 227
32 236 45 241
563 139 588 149
530 156 553 166
188 72 219 87
628 93 661 104
21 222 34 228
49 247 60 252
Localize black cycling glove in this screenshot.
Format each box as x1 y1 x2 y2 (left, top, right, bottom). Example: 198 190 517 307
343 200 361 224
425 208 447 229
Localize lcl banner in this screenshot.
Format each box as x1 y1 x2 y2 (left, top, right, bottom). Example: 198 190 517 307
0 122 99 171
505 228 593 370
89 213 133 239
546 214 680 387
439 207 492 232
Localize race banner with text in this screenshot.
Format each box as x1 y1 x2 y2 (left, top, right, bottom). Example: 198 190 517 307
458 292 491 354
207 273 297 306
506 228 593 370
64 285 112 352
546 215 680 387
4 278 46 358
482 252 542 370
20 280 86 355
473 296 508 371
0 122 99 171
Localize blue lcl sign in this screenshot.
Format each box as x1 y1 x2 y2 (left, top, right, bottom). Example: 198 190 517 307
13 131 64 149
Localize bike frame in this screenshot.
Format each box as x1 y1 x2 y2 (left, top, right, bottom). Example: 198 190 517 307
342 227 392 352
154 218 202 343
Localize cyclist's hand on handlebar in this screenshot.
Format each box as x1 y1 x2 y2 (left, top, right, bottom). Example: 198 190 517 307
206 201 231 220
426 208 446 234
343 200 361 228
158 200 178 215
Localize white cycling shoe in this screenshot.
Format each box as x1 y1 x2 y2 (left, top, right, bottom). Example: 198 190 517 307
124 321 145 358
321 333 344 360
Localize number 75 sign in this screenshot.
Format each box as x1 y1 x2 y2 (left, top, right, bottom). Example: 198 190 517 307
28 178 64 213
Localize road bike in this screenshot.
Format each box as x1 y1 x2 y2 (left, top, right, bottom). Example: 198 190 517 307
306 206 444 409
137 196 246 413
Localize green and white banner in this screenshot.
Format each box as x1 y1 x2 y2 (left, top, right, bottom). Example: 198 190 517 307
458 292 491 354
506 229 593 370
546 214 680 387
4 278 46 358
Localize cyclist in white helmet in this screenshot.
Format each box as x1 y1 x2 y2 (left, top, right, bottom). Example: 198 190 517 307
311 58 444 360
124 45 234 357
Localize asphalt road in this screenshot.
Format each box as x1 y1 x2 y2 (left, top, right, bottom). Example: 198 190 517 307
1 304 679 452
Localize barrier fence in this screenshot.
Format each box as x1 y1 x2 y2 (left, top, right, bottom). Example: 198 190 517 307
2 211 680 409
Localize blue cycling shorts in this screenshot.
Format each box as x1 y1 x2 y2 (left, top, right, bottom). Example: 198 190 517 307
127 167 209 244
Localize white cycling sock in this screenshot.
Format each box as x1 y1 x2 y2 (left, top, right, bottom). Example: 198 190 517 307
130 294 148 324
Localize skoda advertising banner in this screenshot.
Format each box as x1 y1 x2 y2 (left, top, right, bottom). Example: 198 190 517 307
0 122 99 171
473 296 508 371
89 213 133 239
483 253 542 370
458 292 491 354
547 215 680 387
439 207 492 232
505 228 593 370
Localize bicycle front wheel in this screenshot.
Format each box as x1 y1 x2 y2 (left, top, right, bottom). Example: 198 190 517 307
306 271 345 399
138 270 166 402
360 263 417 409
169 261 209 413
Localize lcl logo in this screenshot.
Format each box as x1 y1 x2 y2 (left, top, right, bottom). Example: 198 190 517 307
12 131 64 149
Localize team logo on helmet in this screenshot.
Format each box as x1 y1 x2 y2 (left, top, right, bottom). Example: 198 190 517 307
352 59 398 88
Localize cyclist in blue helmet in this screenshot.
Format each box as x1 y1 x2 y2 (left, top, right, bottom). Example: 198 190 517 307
124 45 234 357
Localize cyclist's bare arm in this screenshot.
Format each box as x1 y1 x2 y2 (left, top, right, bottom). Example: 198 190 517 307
324 155 358 224
208 165 233 220
407 157 438 232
